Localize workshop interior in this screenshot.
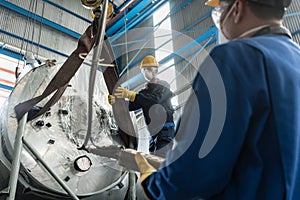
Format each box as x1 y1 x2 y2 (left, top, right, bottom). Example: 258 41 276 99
0 0 300 199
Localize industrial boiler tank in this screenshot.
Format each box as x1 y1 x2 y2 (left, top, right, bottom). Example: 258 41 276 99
0 63 130 200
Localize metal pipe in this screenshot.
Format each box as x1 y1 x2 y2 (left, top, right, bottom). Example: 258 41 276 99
127 139 136 200
0 41 49 61
128 172 136 200
110 0 169 40
22 139 79 200
106 0 152 36
82 0 109 148
7 113 28 200
106 0 136 27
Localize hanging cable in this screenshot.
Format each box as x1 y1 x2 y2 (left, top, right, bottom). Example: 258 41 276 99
124 9 130 88
29 0 38 53
37 0 46 60
24 0 35 53
16 0 34 78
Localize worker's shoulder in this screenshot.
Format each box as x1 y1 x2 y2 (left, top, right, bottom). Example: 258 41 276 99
211 39 259 55
209 36 289 64
212 35 297 56
156 79 170 88
156 79 168 85
208 40 262 66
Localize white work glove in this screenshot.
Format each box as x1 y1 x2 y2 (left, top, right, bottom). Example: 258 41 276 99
114 87 136 102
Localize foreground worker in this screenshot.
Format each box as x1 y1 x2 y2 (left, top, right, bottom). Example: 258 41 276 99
135 0 300 199
109 55 175 157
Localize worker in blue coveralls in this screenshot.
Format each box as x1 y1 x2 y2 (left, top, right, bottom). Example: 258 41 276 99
108 55 175 157
134 0 300 199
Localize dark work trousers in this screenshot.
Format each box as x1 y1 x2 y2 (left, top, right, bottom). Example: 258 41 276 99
149 126 175 157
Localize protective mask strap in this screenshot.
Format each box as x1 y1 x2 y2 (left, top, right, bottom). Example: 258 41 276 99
220 1 237 29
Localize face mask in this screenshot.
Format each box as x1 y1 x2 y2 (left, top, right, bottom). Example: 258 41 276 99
143 70 154 81
211 6 225 29
212 1 237 40
141 67 157 81
218 29 229 44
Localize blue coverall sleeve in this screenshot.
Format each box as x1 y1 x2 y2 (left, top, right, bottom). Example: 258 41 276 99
141 44 263 199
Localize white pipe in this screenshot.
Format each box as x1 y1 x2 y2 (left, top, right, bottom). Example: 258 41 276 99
0 42 48 61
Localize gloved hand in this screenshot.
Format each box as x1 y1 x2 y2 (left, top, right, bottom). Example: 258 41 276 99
135 152 157 182
108 94 115 105
114 87 136 102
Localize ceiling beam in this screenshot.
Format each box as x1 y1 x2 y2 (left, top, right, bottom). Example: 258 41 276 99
0 29 69 58
0 0 81 39
106 0 153 36
41 0 92 23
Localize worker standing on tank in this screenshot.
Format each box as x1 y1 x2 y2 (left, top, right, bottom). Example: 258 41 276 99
108 55 175 157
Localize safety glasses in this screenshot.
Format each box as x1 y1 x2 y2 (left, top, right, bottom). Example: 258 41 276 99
141 67 157 73
211 1 237 29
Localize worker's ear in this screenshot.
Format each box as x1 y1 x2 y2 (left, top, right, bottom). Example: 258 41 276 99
233 0 244 24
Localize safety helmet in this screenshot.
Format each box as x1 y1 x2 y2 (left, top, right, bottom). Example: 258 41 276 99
205 0 291 8
140 55 159 69
205 0 220 7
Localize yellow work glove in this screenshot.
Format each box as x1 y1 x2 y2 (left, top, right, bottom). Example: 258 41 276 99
108 94 115 105
135 152 157 182
114 87 136 102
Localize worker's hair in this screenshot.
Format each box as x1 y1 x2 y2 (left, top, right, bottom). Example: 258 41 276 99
221 0 285 20
246 1 285 20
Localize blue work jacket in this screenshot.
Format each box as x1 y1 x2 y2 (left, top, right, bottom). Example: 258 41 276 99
142 34 300 199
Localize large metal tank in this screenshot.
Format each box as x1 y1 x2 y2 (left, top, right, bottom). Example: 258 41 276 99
0 63 130 199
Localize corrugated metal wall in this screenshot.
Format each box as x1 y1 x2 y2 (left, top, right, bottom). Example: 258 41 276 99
170 0 214 106
285 0 300 43
169 0 300 106
111 17 155 89
0 0 91 62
